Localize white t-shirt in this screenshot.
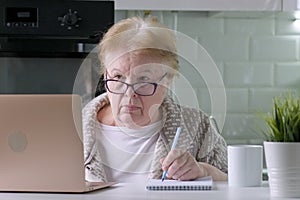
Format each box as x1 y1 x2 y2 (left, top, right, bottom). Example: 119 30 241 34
95 120 162 183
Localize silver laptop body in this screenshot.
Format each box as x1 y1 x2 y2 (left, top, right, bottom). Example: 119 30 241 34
0 94 114 193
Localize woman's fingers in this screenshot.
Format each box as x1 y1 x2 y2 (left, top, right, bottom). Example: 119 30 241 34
161 149 184 170
176 163 204 181
165 151 189 178
161 150 208 181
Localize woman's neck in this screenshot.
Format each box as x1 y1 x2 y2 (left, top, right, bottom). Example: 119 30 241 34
97 104 116 126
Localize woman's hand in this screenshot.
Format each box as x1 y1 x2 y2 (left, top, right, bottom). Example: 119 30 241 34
160 149 208 181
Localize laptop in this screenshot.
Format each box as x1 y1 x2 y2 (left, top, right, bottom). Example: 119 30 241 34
0 94 115 193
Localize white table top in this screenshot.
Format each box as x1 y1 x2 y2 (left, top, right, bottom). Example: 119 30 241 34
0 181 298 200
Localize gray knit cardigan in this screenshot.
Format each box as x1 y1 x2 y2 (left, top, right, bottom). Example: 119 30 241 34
83 93 228 182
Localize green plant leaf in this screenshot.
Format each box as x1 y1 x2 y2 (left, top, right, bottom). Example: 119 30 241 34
257 92 300 142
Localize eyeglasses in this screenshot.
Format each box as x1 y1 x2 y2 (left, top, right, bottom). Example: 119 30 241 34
104 73 167 96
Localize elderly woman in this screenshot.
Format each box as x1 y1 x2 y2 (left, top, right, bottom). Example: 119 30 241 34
83 16 228 183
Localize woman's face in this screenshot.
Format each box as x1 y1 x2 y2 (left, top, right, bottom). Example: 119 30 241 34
106 53 169 128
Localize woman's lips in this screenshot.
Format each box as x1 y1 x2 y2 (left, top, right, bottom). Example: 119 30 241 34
121 105 141 112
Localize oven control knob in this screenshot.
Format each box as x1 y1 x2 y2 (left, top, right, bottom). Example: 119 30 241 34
58 9 82 30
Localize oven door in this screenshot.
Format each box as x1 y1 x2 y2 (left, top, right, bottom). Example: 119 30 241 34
0 0 113 105
0 53 100 105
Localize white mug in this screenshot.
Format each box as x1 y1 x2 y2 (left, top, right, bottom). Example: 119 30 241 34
228 145 263 187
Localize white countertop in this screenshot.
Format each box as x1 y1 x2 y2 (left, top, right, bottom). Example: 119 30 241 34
0 181 298 200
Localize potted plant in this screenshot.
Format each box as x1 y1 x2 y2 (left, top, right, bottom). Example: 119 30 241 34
260 93 300 198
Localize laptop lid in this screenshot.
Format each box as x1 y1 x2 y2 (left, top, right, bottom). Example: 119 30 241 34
0 94 103 192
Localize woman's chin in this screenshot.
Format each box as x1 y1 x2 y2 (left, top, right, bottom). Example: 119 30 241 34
118 114 149 128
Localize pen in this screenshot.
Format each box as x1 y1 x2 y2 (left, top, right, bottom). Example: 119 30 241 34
161 127 182 182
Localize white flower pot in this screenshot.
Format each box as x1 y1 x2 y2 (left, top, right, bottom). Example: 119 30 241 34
264 141 300 198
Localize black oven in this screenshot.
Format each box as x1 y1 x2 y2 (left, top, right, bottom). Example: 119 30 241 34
0 0 113 103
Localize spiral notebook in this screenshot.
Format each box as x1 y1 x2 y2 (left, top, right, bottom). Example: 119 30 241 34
146 176 213 191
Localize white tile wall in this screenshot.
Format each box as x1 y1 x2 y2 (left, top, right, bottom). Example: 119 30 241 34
224 18 275 35
116 11 300 144
249 88 289 112
225 88 248 113
276 17 300 35
224 62 273 87
250 36 299 61
275 62 300 86
199 35 249 61
177 12 224 36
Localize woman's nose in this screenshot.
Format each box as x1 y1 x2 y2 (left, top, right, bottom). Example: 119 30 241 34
124 85 137 97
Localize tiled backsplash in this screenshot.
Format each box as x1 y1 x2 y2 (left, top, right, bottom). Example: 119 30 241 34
117 11 300 145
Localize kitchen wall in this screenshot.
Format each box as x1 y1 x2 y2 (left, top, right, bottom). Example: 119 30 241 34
116 10 300 145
